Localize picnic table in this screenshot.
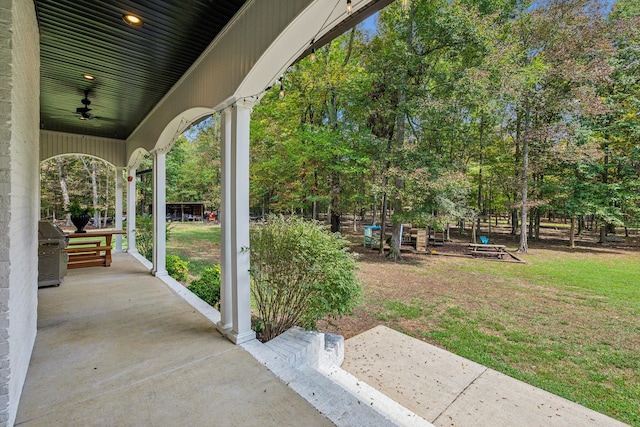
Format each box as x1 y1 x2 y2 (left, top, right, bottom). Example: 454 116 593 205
468 243 509 259
64 230 125 269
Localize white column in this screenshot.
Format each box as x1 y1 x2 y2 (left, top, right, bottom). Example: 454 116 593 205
217 108 233 335
228 99 256 344
152 150 168 277
126 167 137 254
114 168 124 252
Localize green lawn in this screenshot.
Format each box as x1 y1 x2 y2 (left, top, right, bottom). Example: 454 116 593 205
165 223 640 425
166 223 220 277
406 251 640 426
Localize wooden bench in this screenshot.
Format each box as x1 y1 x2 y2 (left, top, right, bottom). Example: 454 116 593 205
67 239 102 248
64 245 112 268
64 230 125 269
468 243 508 259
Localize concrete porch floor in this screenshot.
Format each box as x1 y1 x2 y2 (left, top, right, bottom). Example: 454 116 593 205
15 253 333 427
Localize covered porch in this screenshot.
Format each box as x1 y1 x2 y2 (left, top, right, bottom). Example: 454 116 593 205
15 254 348 426
2 1 392 423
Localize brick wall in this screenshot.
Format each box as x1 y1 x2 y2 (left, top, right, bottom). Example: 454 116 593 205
0 0 40 425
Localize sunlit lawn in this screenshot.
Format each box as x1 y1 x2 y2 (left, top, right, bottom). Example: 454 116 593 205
166 222 220 277
166 223 640 425
377 250 640 426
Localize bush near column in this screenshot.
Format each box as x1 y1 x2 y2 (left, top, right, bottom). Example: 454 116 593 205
166 255 189 282
248 215 361 342
188 265 221 308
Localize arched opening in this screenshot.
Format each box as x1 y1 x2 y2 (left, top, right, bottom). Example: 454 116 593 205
40 154 119 229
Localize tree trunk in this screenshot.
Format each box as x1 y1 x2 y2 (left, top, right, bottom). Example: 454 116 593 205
379 192 388 256
372 192 378 225
353 206 357 232
80 157 100 228
329 168 341 233
91 161 99 227
599 223 607 244
477 113 485 216
577 216 583 235
518 106 530 254
528 207 534 239
511 208 518 235
569 217 575 248
389 221 402 260
312 171 318 220
330 211 341 234
103 171 110 227
56 158 72 226
518 156 529 252
471 218 477 244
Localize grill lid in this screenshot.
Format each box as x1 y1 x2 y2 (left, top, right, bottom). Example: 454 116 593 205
38 220 66 240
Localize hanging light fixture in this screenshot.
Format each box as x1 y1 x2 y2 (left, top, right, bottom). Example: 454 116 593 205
347 0 352 15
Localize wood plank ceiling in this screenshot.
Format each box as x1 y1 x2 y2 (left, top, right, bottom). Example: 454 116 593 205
36 0 248 139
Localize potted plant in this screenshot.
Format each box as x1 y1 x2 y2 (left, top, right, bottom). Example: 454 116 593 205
66 199 94 233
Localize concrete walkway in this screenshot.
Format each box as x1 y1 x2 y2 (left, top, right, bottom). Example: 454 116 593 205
341 326 629 427
16 254 332 427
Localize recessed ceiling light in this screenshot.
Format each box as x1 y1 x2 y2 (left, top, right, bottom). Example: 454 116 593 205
123 14 143 26
82 74 95 81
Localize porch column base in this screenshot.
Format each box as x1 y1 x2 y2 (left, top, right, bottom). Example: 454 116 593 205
226 330 256 345
216 321 232 336
153 269 169 278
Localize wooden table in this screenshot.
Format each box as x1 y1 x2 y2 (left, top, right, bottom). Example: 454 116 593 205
468 243 508 259
64 230 125 269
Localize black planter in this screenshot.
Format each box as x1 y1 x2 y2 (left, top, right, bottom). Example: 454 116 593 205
71 213 91 233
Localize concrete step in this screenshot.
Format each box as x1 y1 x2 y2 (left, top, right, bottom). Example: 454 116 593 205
263 326 343 370
242 327 432 427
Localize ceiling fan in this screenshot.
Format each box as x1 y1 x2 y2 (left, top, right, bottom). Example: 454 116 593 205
48 89 111 128
76 89 96 120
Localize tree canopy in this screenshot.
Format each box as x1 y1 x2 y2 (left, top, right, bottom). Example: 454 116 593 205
40 0 640 249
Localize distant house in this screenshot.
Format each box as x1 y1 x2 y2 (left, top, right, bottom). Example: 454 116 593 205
166 202 205 222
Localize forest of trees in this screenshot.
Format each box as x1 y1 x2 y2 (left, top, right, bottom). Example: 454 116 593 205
250 0 640 256
41 0 639 257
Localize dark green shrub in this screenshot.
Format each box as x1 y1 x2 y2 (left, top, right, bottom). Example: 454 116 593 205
188 265 221 308
166 255 189 282
248 215 361 342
